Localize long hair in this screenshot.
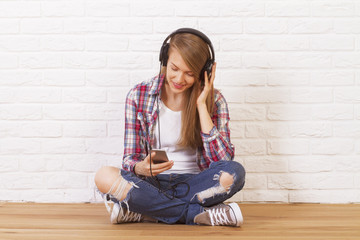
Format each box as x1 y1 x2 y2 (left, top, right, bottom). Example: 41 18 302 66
161 33 214 149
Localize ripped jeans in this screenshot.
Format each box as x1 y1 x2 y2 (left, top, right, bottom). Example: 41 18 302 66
110 160 245 225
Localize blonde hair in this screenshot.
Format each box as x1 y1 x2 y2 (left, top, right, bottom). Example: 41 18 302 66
161 33 214 149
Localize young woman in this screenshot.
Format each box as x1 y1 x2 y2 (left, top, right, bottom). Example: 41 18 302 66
94 28 246 227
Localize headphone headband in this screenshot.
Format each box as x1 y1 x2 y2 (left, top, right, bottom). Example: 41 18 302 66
160 28 215 62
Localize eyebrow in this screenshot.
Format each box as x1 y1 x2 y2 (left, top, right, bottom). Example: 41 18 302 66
170 62 193 74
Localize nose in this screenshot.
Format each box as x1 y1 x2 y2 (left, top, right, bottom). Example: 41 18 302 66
175 72 185 83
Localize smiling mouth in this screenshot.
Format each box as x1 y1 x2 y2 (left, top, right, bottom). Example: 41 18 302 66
172 81 184 89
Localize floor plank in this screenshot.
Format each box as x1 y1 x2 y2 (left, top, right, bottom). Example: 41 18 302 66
0 203 359 240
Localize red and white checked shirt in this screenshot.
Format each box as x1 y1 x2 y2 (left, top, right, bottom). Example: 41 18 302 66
122 75 235 173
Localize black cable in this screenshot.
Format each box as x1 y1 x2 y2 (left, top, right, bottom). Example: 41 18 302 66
145 64 190 200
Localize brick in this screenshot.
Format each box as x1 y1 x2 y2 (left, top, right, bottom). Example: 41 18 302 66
245 19 287 34
220 1 264 17
268 71 310 86
0 70 42 86
86 104 124 120
289 122 332 138
42 138 86 154
20 53 62 69
0 104 41 120
47 172 88 189
311 71 355 86
265 36 309 51
220 87 244 103
20 122 62 137
245 122 289 138
21 19 62 34
243 173 267 189
244 156 288 173
0 54 18 69
232 139 266 156
291 88 333 103
221 70 266 86
176 1 218 17
335 53 360 68
199 19 243 34
64 19 107 33
0 1 40 17
2 173 44 189
0 138 41 154
154 18 197 33
86 0 130 17
107 121 124 137
268 139 309 155
42 1 84 17
288 19 332 34
334 156 360 172
15 87 62 103
245 88 290 103
222 37 264 52
243 190 289 202
43 105 86 120
266 2 310 17
108 53 153 69
229 105 266 121
268 105 311 121
87 37 128 51
311 139 354 155
64 53 106 69
86 138 124 154
334 87 360 103
109 18 153 34
0 36 40 52
311 35 354 51
312 104 353 120
41 36 84 51
129 36 163 52
0 156 19 172
0 87 15 103
63 122 106 137
63 88 106 103
334 122 360 137
86 71 129 86
132 0 173 17
335 19 360 33
289 156 333 173
311 1 355 17
0 20 19 33
43 70 85 86
229 121 245 139
290 190 358 203
107 88 129 103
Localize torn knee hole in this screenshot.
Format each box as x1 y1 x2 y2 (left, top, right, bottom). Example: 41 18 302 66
196 172 234 203
219 172 234 191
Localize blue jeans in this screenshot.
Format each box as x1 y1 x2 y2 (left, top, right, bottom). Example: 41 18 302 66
114 160 245 225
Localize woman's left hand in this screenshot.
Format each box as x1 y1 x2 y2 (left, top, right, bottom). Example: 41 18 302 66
197 62 216 106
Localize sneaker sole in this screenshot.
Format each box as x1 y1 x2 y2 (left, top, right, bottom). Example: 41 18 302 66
110 203 120 224
228 203 244 227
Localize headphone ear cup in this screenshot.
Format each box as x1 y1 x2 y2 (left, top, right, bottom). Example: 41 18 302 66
159 43 170 67
203 60 213 79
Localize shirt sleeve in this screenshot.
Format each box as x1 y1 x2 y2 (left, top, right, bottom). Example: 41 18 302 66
122 88 147 173
200 90 235 166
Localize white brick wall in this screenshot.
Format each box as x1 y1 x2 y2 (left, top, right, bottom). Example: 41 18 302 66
0 0 359 203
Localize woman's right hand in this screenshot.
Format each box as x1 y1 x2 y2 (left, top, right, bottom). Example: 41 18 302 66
134 152 174 177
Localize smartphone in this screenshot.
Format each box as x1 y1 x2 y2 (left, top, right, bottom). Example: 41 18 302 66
150 149 169 164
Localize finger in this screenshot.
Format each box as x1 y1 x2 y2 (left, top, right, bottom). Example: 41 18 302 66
145 152 156 163
151 162 174 175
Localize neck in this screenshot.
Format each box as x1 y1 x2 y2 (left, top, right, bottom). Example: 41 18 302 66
161 81 186 111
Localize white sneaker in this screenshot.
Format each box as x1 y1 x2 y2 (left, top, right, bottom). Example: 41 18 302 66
194 203 244 227
110 202 143 224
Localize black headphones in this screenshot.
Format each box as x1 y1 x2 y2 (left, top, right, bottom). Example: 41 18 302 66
159 28 215 80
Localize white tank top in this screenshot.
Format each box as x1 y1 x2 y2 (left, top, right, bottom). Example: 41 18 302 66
153 100 200 174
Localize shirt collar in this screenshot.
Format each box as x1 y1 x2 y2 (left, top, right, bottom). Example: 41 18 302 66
149 74 165 95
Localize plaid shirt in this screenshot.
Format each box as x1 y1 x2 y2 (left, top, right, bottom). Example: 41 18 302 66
122 75 235 173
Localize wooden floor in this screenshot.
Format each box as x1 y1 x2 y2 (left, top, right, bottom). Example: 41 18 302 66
0 202 359 240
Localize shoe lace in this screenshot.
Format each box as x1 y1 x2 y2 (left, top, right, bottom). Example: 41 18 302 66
118 203 142 222
208 207 231 226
